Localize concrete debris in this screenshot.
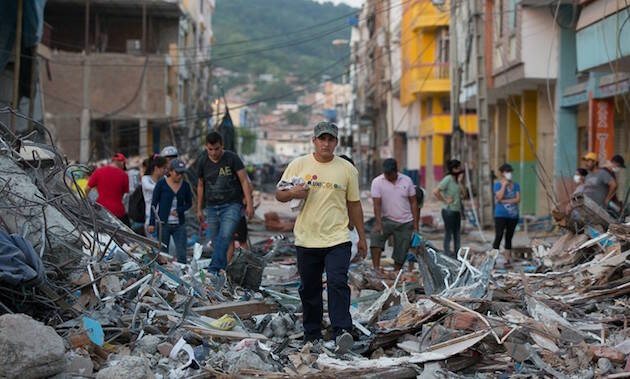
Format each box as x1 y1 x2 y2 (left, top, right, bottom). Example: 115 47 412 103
1 130 630 378
134 335 161 355
0 314 66 379
95 356 154 379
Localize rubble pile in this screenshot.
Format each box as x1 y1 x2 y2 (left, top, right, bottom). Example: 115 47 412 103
1 123 630 378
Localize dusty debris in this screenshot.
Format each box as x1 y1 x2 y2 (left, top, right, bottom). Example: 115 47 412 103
1 122 630 378
95 356 154 379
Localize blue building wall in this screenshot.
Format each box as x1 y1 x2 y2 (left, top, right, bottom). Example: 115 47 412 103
576 11 630 72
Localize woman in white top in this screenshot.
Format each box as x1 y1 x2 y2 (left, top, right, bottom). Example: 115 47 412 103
142 155 168 233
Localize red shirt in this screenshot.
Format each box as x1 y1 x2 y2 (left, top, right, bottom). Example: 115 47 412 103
87 165 129 217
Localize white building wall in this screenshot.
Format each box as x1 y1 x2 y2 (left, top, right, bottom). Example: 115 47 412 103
522 7 558 79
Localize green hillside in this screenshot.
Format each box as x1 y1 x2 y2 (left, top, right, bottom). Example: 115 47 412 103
212 0 356 82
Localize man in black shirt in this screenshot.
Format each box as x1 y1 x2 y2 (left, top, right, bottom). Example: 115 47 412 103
197 132 254 275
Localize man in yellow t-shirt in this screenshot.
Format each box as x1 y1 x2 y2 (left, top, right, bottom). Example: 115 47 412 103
276 121 367 349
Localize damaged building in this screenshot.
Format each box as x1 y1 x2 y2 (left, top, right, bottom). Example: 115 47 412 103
41 0 214 162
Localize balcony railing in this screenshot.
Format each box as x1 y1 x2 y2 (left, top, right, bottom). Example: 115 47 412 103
412 62 450 80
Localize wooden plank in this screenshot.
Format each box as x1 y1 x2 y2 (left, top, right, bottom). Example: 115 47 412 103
191 300 278 319
186 326 267 341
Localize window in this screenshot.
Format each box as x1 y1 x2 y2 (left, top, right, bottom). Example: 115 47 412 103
436 28 449 63
426 99 433 116
440 96 450 113
508 0 517 31
200 0 204 13
496 0 504 38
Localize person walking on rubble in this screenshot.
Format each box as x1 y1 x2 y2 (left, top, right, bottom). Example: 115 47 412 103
582 152 617 208
433 159 465 257
85 153 130 226
370 158 419 272
276 121 367 352
492 164 521 262
142 155 168 235
197 132 254 280
148 159 193 264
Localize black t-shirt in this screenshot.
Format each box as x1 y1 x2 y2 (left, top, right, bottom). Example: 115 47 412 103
197 150 245 206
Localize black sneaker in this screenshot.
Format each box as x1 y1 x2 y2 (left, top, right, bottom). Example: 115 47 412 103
303 333 323 346
335 331 353 354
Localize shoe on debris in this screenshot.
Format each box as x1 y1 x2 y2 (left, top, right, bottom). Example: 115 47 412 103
322 331 353 354
209 270 226 290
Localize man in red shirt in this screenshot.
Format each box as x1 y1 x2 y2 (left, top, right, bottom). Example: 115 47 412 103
85 153 130 226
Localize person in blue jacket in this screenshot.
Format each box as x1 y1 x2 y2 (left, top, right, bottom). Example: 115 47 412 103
493 163 521 261
148 159 193 264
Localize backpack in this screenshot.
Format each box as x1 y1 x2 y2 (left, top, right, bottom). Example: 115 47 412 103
128 186 145 223
416 185 425 209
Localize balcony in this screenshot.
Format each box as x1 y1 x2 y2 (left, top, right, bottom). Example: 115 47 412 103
411 1 449 30
419 114 478 137
410 62 450 94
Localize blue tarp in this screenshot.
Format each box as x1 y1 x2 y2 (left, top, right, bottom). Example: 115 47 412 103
0 229 43 287
0 0 46 73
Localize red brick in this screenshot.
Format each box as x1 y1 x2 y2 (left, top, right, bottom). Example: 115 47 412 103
588 345 626 363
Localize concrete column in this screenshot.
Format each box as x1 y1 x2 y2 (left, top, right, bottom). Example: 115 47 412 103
553 5 579 206
139 119 148 157
80 59 90 163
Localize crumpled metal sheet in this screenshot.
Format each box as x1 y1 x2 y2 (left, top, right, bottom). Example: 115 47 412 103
417 245 496 299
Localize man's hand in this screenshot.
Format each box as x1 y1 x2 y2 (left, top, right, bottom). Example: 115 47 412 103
147 225 155 234
290 183 309 199
197 210 204 224
357 238 367 259
245 203 254 219
373 223 382 235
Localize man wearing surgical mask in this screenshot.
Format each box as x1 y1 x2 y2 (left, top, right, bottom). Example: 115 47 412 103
492 164 521 263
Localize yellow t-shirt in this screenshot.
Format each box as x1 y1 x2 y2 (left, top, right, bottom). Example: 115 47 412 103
281 154 360 248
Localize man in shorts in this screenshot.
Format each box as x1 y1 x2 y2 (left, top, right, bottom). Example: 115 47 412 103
370 158 419 272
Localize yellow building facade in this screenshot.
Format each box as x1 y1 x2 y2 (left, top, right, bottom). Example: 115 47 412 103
401 0 477 188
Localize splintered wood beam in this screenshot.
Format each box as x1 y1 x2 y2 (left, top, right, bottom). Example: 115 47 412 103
191 300 279 319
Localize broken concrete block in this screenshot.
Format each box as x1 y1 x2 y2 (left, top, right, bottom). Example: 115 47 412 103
134 335 161 355
0 313 66 379
227 349 274 374
0 155 80 257
157 342 173 357
95 356 155 379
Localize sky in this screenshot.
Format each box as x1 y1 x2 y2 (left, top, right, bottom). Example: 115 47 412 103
316 0 364 8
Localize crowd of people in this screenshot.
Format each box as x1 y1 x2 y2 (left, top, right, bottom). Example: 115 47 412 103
78 132 254 286
78 119 627 353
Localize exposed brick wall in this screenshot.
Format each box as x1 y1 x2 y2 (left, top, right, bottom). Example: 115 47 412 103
44 52 167 117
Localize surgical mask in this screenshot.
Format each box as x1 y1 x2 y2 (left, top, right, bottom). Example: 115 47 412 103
573 175 581 183
504 172 512 181
613 167 622 173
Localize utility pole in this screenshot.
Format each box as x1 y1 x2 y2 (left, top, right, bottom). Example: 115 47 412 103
80 0 91 162
449 0 462 160
473 0 492 227
139 0 148 157
11 0 24 132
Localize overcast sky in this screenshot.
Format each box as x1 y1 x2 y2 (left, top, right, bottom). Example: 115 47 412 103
316 0 364 8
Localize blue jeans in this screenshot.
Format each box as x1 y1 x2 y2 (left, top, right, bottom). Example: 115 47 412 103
206 202 242 273
161 223 187 264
